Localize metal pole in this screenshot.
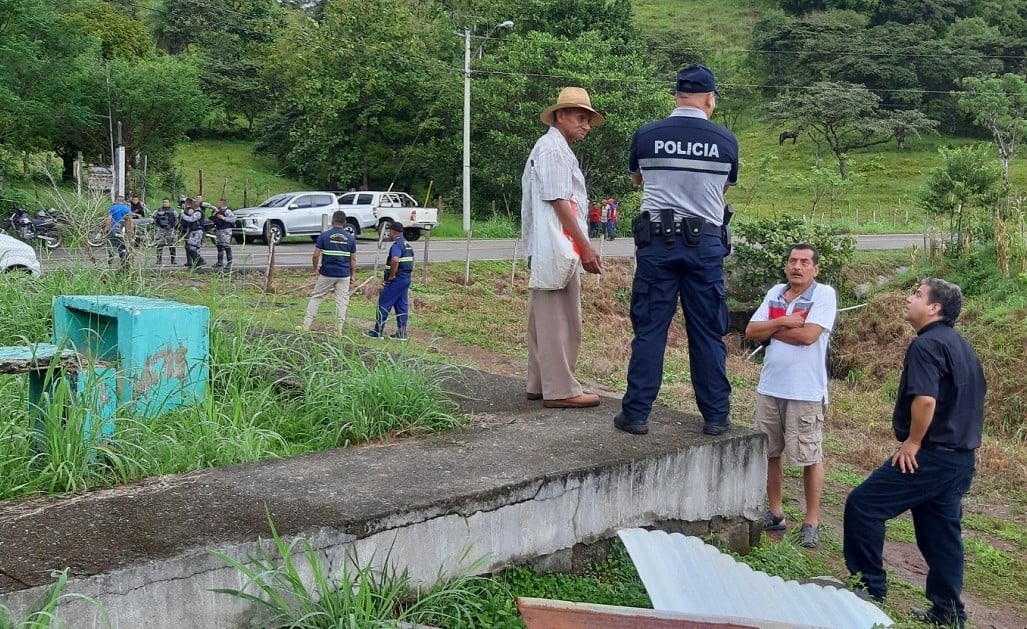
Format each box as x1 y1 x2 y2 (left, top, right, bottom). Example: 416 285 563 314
116 121 125 198
462 27 472 235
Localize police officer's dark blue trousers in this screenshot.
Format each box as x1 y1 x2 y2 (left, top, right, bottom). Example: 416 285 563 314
373 276 411 335
622 233 730 425
844 448 975 625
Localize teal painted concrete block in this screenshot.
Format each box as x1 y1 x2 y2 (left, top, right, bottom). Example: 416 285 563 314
28 362 118 441
52 295 210 418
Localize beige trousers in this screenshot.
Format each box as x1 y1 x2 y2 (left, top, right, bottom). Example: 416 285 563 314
526 267 583 400
303 275 351 332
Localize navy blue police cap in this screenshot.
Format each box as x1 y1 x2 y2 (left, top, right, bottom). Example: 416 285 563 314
676 64 718 94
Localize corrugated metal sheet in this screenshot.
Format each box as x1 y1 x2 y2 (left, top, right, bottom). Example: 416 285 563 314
618 528 893 629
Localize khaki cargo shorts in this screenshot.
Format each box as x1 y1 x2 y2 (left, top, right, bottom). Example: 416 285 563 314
753 393 825 466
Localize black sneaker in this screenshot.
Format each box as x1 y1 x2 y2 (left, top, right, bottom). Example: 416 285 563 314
911 607 965 628
389 331 408 341
364 330 383 338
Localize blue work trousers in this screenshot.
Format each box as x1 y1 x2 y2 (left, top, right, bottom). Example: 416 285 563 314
844 448 975 624
621 233 730 425
374 275 411 334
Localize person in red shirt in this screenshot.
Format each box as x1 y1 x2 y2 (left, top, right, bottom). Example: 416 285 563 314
588 202 602 238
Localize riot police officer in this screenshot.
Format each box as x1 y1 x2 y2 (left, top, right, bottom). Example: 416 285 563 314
181 198 207 269
210 198 236 270
153 199 179 266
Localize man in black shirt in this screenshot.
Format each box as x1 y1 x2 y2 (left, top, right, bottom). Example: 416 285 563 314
843 278 985 628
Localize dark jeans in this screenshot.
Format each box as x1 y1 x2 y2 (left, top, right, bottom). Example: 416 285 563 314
621 232 729 425
107 234 127 265
844 448 975 624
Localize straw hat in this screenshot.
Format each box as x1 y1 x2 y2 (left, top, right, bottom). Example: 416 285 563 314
540 87 606 127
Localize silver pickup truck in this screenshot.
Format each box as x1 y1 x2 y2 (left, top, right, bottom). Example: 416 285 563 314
336 191 438 241
231 191 340 244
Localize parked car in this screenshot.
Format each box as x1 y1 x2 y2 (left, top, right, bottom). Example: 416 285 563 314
0 232 42 275
231 191 340 245
336 191 439 241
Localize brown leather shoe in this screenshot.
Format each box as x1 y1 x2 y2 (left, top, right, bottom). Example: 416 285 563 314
544 393 600 408
526 392 543 401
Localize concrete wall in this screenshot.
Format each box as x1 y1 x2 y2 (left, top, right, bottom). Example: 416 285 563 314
0 433 766 628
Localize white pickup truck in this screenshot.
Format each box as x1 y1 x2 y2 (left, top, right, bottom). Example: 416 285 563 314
336 191 438 241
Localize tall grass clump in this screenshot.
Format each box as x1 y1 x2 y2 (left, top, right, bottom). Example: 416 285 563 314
291 342 464 446
213 513 490 628
1 271 465 500
0 569 109 629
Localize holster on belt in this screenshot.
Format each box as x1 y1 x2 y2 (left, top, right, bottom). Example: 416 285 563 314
632 210 652 247
659 208 675 248
722 203 734 255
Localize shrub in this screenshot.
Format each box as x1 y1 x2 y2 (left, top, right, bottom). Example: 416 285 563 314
729 216 856 304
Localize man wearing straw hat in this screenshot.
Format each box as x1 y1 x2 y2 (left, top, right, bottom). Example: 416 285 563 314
521 87 604 409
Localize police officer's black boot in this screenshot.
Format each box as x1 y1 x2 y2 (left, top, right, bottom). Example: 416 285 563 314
224 249 233 271
170 247 177 265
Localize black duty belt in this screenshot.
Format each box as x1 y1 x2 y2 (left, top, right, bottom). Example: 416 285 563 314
652 219 722 238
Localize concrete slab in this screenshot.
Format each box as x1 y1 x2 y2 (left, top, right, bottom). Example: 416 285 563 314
0 367 766 627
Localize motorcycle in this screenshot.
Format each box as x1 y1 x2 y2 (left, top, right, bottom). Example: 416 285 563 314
87 214 162 248
7 208 64 249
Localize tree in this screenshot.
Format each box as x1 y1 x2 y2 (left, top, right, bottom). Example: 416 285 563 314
730 216 856 305
957 73 1027 186
0 0 101 179
108 55 210 172
148 0 284 132
470 29 667 208
63 0 154 60
917 143 1002 243
257 0 458 191
766 82 936 179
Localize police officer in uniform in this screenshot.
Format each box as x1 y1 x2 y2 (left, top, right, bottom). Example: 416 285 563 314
210 198 236 270
366 222 414 340
181 198 207 269
153 198 179 266
614 64 739 436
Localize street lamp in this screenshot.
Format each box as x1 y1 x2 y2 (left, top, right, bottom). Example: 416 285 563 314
463 20 513 234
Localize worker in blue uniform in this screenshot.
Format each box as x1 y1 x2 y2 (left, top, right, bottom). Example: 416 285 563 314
614 64 739 437
366 222 414 340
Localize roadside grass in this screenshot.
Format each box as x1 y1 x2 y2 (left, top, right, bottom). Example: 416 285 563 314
0 568 107 628
0 268 464 501
212 513 493 629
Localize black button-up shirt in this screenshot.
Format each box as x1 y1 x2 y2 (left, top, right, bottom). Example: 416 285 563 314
893 321 986 450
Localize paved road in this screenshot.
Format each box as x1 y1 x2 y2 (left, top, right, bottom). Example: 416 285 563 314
42 233 929 272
